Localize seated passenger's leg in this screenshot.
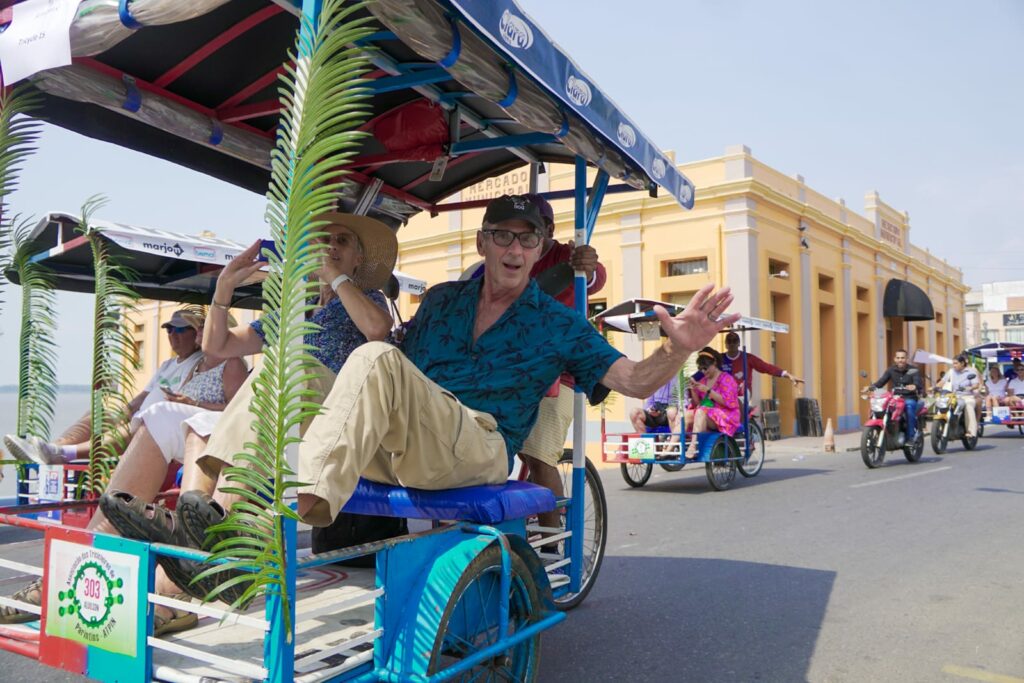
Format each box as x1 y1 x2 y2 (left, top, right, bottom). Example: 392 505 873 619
523 456 561 509
297 342 507 527
520 391 573 534
904 399 919 440
56 410 92 447
686 410 707 459
89 425 171 536
180 428 216 494
197 361 336 481
963 396 977 436
629 407 646 432
666 406 681 443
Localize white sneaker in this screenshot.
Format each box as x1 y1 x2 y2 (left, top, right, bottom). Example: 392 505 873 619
3 434 64 466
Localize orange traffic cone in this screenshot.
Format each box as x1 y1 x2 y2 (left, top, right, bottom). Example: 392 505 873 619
823 418 835 452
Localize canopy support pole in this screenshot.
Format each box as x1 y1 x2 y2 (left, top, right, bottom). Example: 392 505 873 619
569 157 609 594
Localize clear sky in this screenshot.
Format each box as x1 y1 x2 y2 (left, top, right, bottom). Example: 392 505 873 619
1 0 1021 384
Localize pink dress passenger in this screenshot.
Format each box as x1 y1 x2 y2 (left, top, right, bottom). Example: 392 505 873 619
693 371 741 436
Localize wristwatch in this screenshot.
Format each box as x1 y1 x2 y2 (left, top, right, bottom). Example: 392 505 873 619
330 274 352 291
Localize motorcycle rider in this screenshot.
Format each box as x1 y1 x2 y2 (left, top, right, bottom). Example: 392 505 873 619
942 354 980 438
864 349 925 444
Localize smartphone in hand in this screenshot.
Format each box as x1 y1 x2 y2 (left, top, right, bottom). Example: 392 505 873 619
256 239 279 263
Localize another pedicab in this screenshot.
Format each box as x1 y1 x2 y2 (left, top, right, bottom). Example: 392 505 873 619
594 299 782 491
0 1 695 680
966 342 1024 434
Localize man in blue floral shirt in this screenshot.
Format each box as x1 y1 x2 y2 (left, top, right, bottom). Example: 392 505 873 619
243 194 739 528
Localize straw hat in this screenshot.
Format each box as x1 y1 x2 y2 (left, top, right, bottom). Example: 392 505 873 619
318 212 398 291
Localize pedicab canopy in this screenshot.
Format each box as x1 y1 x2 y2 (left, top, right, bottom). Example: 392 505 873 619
5 211 426 307
593 298 789 337
964 342 1024 361
1 0 695 234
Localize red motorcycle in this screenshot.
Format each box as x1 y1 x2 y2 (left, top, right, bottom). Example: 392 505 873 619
860 389 927 468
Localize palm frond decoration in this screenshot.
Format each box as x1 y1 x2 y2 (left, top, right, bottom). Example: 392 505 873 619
79 196 141 494
12 217 60 440
0 84 43 320
201 0 376 627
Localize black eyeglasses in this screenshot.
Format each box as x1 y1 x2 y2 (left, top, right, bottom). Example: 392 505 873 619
165 325 192 334
482 229 541 249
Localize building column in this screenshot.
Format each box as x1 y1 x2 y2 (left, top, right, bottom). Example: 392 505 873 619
874 255 887 377
800 247 814 395
723 196 760 395
946 291 954 355
841 240 856 430
446 191 465 281
620 213 644 420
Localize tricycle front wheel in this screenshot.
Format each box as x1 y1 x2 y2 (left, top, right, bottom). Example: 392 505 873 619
427 545 542 681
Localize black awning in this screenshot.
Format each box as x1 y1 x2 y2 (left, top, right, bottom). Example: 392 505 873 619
883 279 934 321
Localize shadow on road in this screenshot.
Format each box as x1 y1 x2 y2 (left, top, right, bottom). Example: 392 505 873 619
609 466 831 495
541 555 834 682
976 487 1024 495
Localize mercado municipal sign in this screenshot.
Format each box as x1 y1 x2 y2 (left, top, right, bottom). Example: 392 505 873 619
461 168 531 202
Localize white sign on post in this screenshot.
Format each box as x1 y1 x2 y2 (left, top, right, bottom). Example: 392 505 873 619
0 0 80 85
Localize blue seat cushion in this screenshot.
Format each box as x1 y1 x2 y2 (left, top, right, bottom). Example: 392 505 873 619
340 478 557 524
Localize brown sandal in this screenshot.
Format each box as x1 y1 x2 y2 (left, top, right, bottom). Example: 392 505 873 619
0 577 42 624
152 593 198 637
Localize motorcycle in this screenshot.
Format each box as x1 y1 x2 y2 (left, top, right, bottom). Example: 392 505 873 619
860 388 927 468
930 389 981 454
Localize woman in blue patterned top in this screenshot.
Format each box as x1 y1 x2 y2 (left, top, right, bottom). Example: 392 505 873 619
206 213 396 372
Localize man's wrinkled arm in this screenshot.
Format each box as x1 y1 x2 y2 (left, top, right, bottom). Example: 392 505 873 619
599 343 690 400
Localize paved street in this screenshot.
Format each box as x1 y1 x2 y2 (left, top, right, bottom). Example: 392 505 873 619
542 429 1024 682
2 431 1022 682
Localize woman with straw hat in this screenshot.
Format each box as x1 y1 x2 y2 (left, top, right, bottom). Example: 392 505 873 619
95 214 398 611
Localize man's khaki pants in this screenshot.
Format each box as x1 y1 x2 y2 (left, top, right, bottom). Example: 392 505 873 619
200 342 508 528
198 360 337 477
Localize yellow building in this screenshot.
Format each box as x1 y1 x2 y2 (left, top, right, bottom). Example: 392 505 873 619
393 145 968 436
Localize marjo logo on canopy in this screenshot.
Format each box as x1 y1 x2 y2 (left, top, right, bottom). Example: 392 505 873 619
678 184 694 204
566 75 592 107
651 158 667 179
142 241 184 257
499 10 533 49
617 123 636 148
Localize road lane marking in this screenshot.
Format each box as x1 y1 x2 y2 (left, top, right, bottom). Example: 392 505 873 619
850 466 952 488
942 664 1024 683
